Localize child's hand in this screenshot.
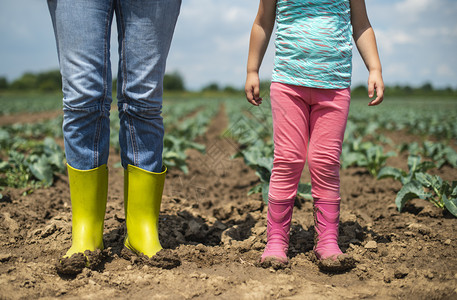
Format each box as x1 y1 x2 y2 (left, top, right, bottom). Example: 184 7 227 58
367 70 384 106
245 72 263 106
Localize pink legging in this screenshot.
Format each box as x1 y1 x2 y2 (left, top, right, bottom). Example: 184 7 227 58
268 82 350 201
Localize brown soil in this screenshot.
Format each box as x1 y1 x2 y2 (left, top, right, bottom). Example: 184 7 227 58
1 105 456 299
0 110 62 126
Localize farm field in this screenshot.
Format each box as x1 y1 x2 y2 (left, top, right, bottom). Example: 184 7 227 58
0 92 457 299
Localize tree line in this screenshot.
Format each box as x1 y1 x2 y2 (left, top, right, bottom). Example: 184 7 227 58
1 70 456 96
0 70 240 94
351 83 457 97
0 70 62 92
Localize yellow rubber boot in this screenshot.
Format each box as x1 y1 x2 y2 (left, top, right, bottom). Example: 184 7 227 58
124 164 166 257
65 164 108 257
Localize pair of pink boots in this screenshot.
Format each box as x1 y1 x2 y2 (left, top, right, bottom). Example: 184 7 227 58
261 198 345 266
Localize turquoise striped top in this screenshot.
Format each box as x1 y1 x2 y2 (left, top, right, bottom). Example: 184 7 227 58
272 0 353 89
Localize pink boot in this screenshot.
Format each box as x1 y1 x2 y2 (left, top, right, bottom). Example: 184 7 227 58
313 199 354 271
313 198 343 260
261 198 294 264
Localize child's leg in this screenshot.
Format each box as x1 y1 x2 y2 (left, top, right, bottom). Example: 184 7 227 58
269 83 310 201
262 82 309 263
307 87 350 260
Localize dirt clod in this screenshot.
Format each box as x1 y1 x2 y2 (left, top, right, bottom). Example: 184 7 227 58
364 241 378 251
316 254 356 273
55 253 86 275
55 249 106 275
394 266 409 279
121 248 181 270
258 257 290 270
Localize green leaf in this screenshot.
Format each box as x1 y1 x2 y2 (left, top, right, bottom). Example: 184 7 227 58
377 166 403 181
386 151 397 158
404 155 435 184
434 158 446 169
407 155 421 173
48 152 66 172
28 156 53 186
395 180 428 212
400 142 420 155
248 184 262 196
297 183 312 200
417 161 436 173
414 172 435 188
255 167 271 184
255 157 273 171
364 123 379 135
0 160 9 171
443 194 457 217
423 141 439 157
179 165 189 174
341 152 366 168
191 143 206 153
43 137 59 151
0 129 10 149
163 151 184 160
261 182 270 204
408 155 436 173
451 182 457 198
444 146 457 168
360 141 375 151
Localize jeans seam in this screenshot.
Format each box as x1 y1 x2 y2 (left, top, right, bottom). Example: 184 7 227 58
93 115 102 169
92 0 115 168
102 2 113 107
117 0 138 166
117 0 127 102
128 113 139 166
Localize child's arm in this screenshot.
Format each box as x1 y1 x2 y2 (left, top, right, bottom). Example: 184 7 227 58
245 0 277 106
351 0 384 106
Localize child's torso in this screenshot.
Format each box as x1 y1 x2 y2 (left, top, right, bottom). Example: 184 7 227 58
272 0 353 89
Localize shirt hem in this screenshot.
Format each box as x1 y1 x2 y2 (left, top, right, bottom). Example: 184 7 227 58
271 77 351 90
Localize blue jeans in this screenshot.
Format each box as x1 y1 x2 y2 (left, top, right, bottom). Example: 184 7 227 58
48 0 181 172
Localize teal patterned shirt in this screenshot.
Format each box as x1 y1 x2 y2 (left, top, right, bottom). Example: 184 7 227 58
272 0 353 89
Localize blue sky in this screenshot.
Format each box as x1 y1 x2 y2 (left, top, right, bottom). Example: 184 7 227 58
1 0 456 90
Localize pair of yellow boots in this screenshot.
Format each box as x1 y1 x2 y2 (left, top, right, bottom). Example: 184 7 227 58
65 164 166 259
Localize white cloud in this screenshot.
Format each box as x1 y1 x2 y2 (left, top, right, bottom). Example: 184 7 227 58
214 33 250 54
385 62 411 77
436 64 455 77
418 26 457 43
222 6 252 25
395 0 433 14
376 29 417 54
420 68 432 77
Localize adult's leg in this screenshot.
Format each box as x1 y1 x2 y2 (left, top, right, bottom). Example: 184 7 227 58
115 0 181 258
48 0 113 264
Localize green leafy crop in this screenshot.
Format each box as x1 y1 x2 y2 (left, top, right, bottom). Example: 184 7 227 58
341 137 396 177
378 155 457 217
0 137 66 189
